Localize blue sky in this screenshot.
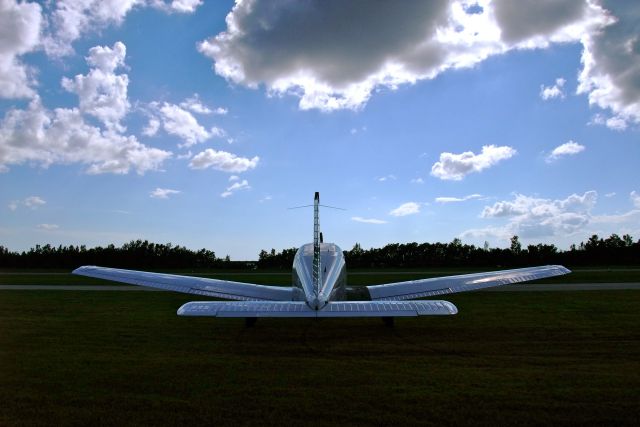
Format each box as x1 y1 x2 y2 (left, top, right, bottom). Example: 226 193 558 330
1 0 639 259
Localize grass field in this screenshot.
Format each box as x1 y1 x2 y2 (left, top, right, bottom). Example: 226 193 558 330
1 275 639 426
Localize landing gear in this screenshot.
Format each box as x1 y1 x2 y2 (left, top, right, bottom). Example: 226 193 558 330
245 317 257 327
382 317 395 327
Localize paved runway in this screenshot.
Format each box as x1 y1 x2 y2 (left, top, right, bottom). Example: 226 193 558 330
2 283 640 291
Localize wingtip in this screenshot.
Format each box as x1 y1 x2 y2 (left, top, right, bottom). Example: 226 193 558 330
71 265 94 275
446 301 458 315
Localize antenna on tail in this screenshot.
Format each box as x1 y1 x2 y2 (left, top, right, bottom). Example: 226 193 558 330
313 192 321 299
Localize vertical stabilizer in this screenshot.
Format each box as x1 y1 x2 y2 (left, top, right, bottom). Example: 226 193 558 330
313 192 321 298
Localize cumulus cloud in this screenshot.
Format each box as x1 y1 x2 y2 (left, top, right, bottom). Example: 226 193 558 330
577 1 640 130
377 174 396 182
147 99 225 146
546 140 585 162
0 0 42 98
9 196 46 211
150 0 203 14
589 113 628 131
351 216 387 224
198 0 616 112
159 103 218 146
189 149 259 173
389 202 421 217
44 0 203 57
0 99 171 174
540 77 566 100
463 191 598 240
431 145 516 181
180 95 211 114
221 179 250 198
36 223 59 230
142 118 160 136
150 188 180 199
435 194 483 203
62 42 130 132
631 191 640 209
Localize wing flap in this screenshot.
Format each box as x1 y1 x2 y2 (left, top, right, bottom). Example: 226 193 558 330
72 266 294 301
367 265 571 301
177 300 458 317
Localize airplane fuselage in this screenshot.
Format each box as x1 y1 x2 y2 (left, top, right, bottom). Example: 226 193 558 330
293 242 347 309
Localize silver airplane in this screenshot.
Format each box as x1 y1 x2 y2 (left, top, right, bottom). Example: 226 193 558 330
73 192 570 322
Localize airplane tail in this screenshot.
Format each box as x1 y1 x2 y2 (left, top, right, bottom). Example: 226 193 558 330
313 192 321 298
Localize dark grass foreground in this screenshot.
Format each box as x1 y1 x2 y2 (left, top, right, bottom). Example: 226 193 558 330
1 291 639 426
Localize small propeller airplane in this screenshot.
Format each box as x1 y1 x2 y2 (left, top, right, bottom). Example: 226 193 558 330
73 192 570 323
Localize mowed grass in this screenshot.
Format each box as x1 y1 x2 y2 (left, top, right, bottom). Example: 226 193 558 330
2 266 640 286
1 288 639 426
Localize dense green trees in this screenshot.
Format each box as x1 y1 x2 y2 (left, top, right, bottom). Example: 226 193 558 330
0 240 224 269
1 234 638 270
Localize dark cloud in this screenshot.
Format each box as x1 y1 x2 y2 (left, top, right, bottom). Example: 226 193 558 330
493 0 588 43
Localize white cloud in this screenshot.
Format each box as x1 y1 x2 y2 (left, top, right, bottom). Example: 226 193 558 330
464 191 599 240
24 196 46 209
410 177 424 184
546 140 585 162
142 118 160 136
150 188 180 199
61 42 130 132
631 191 640 209
198 0 612 112
165 0 203 14
540 77 566 100
44 0 203 57
351 216 387 224
0 0 42 98
178 95 227 115
189 149 259 173
377 174 396 182
605 192 616 198
37 223 59 230
389 202 421 217
605 116 628 131
221 179 250 198
259 195 272 203
0 99 171 174
228 175 240 182
159 103 214 146
589 113 629 131
435 194 483 203
577 1 640 130
147 100 226 147
179 95 212 114
431 145 516 180
9 196 46 211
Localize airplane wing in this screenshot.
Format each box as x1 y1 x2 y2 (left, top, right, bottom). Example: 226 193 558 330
366 265 571 301
177 300 458 317
72 266 295 301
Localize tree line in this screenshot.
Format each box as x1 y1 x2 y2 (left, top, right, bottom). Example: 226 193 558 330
1 234 638 270
257 234 640 269
0 240 231 269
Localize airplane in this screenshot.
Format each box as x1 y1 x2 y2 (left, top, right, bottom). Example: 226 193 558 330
73 192 570 324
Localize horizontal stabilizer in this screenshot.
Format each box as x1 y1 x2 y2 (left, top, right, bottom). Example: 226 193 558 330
72 266 294 301
367 265 571 300
177 300 458 317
